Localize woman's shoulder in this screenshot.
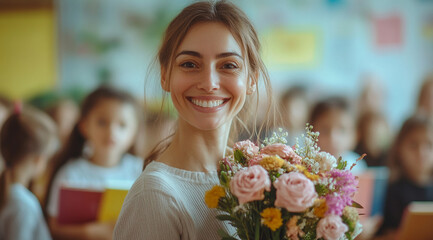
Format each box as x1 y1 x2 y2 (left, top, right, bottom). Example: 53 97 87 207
129 161 180 194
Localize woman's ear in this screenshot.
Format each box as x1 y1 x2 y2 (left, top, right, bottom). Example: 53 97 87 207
246 73 258 95
161 67 170 92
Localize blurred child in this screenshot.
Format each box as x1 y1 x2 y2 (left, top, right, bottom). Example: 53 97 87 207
0 104 58 240
31 98 80 205
278 85 310 145
310 97 367 174
358 74 386 115
46 86 143 240
0 96 12 173
416 73 433 117
379 115 433 236
355 111 391 167
46 98 79 145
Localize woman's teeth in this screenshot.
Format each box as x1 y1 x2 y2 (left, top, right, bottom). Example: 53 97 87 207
191 99 224 108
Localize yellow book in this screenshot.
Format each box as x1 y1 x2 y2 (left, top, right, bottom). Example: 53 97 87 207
97 188 129 222
397 201 433 240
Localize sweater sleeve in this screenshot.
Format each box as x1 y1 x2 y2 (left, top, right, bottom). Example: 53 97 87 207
113 189 183 240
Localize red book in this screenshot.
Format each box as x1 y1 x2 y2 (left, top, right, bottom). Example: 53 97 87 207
57 187 104 224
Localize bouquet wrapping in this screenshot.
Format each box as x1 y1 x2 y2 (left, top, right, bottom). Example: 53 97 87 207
205 125 363 240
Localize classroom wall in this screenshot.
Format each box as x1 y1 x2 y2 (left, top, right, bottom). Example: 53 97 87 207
0 7 57 100
25 0 433 128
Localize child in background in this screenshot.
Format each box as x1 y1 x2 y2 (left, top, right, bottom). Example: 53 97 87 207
309 96 367 174
278 85 310 145
0 104 58 240
0 96 12 173
46 98 79 145
378 115 433 236
46 86 143 240
355 111 391 167
32 98 80 206
416 73 433 117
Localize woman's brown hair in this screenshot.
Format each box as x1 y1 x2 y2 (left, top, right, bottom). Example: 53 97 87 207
145 0 276 168
0 105 57 211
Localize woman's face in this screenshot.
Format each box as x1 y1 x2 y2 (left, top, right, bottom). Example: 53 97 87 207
162 22 252 131
399 127 433 183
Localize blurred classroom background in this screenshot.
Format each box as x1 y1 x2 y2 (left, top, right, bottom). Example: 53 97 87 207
1 0 433 239
1 0 433 128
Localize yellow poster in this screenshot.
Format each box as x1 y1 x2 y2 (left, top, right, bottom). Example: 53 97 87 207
261 28 319 70
0 9 56 100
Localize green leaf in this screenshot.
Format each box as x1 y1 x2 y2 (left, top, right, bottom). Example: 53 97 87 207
234 149 247 165
351 201 364 209
219 171 229 187
336 157 347 170
216 214 237 222
315 184 329 196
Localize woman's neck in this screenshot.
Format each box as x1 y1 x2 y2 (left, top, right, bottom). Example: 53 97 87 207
158 119 231 172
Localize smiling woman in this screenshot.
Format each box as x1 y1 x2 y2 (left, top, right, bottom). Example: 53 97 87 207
113 1 275 239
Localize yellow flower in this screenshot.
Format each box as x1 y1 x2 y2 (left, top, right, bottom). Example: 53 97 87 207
295 164 306 172
304 170 320 181
260 156 285 171
313 199 328 218
260 208 283 231
205 185 225 208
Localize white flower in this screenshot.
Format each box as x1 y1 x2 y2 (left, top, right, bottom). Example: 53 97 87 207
315 151 337 172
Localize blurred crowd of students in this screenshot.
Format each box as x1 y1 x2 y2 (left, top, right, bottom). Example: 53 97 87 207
0 73 432 239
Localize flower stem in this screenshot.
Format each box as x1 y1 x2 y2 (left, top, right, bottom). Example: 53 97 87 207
255 216 260 240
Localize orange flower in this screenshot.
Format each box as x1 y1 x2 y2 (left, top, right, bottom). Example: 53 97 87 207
205 185 225 208
260 208 283 231
260 156 285 171
314 199 328 218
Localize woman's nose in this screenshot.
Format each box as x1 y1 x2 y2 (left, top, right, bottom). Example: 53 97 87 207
197 67 220 92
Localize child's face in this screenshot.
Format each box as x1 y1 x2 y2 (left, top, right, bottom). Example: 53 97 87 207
81 99 138 157
399 127 433 183
163 22 252 131
284 97 308 130
315 109 355 157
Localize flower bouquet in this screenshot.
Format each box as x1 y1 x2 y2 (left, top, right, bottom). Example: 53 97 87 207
205 125 363 240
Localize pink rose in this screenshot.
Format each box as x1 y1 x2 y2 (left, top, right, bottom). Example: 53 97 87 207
230 165 271 204
273 172 317 212
316 215 348 240
233 140 259 159
248 154 266 166
261 143 302 164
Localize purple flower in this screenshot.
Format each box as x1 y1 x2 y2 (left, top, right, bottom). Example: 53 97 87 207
325 170 359 216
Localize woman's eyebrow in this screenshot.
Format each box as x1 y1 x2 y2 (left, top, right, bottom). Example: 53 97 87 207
175 51 242 59
216 52 242 59
175 50 201 59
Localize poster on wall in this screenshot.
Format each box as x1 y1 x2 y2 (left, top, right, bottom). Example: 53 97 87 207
373 13 404 49
261 28 319 70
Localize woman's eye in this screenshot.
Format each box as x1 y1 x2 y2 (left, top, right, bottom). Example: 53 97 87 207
222 63 238 69
180 61 197 68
